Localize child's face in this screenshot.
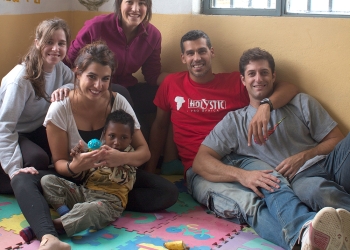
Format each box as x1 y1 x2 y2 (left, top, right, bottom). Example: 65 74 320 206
104 122 132 151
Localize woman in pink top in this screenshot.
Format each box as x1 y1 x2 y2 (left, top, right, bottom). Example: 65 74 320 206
65 1 177 213
66 0 167 116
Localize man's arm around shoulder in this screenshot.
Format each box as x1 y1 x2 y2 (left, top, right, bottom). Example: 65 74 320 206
248 81 299 145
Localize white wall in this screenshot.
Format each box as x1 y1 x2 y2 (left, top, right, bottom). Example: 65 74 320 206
0 0 198 15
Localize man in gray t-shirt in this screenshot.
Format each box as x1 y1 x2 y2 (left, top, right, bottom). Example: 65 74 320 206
190 47 350 250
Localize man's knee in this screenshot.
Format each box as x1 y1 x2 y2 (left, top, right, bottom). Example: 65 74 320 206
191 176 254 224
292 176 334 210
206 190 246 224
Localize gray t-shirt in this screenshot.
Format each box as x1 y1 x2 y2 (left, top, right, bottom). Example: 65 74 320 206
203 93 337 174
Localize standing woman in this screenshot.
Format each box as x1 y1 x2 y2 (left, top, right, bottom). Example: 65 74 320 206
0 18 74 193
66 0 167 137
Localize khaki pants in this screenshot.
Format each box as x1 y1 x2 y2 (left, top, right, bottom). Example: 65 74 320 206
41 174 123 237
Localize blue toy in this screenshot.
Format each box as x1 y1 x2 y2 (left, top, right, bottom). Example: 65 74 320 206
87 139 102 151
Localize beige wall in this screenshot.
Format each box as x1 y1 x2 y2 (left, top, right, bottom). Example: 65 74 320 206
1 12 349 134
0 12 71 75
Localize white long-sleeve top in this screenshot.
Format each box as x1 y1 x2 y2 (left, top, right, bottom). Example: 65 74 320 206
0 62 74 178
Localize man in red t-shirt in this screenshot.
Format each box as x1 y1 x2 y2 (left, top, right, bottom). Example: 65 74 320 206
145 30 298 176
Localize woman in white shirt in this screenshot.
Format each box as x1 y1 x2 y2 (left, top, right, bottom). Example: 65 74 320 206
17 41 178 249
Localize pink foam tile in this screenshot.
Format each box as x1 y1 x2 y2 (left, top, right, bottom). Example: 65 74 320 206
112 210 179 234
181 207 232 222
0 227 25 249
146 207 241 248
213 231 284 250
179 206 245 231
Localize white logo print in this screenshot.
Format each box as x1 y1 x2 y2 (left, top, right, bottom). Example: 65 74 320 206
188 99 226 111
175 96 185 110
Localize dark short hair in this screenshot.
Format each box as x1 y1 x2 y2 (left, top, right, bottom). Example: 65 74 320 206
104 109 135 136
239 47 275 76
180 30 212 53
114 0 152 24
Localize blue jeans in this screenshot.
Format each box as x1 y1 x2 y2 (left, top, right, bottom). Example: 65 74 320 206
187 154 316 250
291 133 350 212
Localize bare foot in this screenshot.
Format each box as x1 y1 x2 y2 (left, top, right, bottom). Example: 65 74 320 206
38 234 70 250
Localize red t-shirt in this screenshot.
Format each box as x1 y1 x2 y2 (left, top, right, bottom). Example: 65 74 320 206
154 71 249 172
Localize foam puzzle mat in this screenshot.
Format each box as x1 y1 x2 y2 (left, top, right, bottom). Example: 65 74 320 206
0 176 284 250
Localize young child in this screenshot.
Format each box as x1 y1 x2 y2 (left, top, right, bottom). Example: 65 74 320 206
21 109 136 241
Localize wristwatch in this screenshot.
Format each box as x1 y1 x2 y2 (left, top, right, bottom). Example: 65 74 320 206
260 98 274 111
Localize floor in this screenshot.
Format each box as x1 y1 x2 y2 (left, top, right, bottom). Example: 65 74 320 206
0 175 284 250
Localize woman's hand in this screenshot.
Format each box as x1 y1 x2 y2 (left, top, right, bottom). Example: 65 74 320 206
51 88 70 102
11 167 39 179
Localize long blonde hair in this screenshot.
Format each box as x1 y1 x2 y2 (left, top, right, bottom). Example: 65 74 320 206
22 18 70 102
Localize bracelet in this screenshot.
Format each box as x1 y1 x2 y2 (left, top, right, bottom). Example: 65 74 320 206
66 161 77 176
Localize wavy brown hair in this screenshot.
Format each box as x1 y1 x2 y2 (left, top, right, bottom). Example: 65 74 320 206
74 41 116 82
73 41 116 112
22 18 70 102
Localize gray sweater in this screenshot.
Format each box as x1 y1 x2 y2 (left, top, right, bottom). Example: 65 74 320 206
0 61 74 178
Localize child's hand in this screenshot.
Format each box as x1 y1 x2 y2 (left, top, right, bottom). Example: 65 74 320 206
70 140 85 157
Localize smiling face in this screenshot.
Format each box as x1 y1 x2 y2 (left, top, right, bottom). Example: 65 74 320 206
120 0 147 30
241 59 276 107
76 62 112 100
104 122 132 151
181 38 215 83
36 28 67 73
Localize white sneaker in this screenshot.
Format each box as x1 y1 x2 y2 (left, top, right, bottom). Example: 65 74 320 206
336 208 350 250
301 207 343 250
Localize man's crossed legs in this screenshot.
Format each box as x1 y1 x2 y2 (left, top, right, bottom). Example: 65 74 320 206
187 153 350 250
